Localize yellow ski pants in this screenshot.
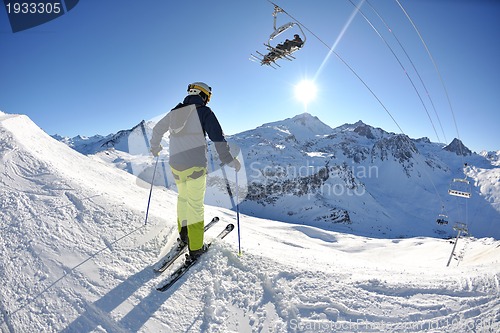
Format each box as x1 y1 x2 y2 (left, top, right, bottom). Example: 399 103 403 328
171 166 207 251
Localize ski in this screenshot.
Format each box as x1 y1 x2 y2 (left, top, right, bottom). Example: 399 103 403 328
156 223 234 292
153 217 219 273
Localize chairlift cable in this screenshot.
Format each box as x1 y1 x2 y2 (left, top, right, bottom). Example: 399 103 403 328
346 0 442 144
395 0 464 160
395 0 473 233
365 0 447 144
396 1 471 247
266 0 404 133
265 1 446 212
341 0 450 214
264 1 466 230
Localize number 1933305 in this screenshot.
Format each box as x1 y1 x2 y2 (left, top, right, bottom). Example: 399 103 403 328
5 2 62 14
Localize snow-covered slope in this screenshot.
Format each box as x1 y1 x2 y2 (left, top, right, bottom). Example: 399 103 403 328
2 111 500 332
230 113 500 239
56 113 500 240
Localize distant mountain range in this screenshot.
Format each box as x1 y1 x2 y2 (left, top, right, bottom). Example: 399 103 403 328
54 113 500 239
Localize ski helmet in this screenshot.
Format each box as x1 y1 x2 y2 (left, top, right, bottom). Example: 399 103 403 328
187 82 212 103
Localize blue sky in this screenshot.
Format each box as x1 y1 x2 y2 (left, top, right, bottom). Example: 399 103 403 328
1 0 499 152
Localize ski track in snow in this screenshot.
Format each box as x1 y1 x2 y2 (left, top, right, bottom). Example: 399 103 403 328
0 113 499 332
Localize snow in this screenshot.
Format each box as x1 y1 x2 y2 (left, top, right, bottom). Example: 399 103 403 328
1 112 499 332
224 114 500 239
57 112 500 240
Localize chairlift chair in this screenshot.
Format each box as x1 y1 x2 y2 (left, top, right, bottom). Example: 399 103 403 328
448 178 472 198
436 214 448 225
436 205 449 225
250 4 306 67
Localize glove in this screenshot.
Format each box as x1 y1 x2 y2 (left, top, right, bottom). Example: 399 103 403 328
227 158 241 172
150 145 163 157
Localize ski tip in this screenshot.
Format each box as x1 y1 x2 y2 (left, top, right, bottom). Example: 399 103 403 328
213 217 220 222
226 223 235 231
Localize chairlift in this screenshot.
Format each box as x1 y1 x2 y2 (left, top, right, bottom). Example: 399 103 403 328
436 205 448 225
250 4 306 68
448 177 472 198
436 214 448 225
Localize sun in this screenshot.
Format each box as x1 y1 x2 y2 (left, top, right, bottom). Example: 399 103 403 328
294 79 317 106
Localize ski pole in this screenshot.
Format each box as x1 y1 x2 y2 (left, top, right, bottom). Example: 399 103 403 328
144 156 159 225
220 163 236 209
220 163 241 255
235 170 242 256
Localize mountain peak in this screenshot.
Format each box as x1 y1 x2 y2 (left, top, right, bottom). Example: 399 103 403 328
444 138 472 156
258 113 333 141
290 112 318 122
287 112 329 128
353 121 376 140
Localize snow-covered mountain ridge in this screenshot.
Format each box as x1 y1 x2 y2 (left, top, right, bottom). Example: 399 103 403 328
55 112 500 240
52 120 149 155
2 111 499 332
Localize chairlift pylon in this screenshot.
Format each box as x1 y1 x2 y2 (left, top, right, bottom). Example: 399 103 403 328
453 222 468 235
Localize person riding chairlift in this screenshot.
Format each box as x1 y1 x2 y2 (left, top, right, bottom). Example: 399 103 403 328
277 34 303 52
264 34 303 63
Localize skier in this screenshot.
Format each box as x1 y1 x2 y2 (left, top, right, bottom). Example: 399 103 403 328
149 82 241 261
277 34 304 53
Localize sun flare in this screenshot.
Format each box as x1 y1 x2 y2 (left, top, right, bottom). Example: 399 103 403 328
294 80 317 105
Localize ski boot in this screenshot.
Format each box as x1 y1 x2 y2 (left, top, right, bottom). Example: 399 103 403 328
186 244 208 264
